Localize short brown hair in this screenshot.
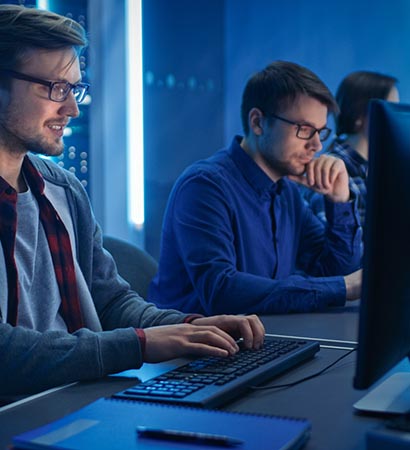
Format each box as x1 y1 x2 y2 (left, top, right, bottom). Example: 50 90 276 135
241 61 338 135
0 4 87 71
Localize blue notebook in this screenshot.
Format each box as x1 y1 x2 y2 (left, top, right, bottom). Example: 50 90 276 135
12 397 310 450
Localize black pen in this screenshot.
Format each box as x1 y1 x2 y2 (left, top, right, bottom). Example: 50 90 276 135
136 426 244 447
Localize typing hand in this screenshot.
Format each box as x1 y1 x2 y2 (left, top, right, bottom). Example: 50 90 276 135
189 314 265 350
289 154 350 203
143 315 265 363
143 323 240 363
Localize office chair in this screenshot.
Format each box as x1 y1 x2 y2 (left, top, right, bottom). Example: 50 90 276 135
103 235 158 299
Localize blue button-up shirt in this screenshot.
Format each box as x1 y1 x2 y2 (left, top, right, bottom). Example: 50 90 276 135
148 136 362 315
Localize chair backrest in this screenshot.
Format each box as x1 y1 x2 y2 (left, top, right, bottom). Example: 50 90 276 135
103 235 158 299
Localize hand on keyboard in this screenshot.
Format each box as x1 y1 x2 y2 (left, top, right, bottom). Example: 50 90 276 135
188 314 265 350
114 337 320 407
143 324 239 363
143 315 265 363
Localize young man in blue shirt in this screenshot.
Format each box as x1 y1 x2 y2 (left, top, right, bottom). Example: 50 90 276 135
149 61 363 315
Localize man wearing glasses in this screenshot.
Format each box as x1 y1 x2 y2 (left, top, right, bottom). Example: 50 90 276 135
0 5 265 397
149 61 363 315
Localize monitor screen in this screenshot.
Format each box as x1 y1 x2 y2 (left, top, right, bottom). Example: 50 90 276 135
354 100 410 397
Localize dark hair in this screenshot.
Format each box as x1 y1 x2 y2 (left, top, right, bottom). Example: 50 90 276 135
336 70 398 136
240 60 338 135
0 4 87 72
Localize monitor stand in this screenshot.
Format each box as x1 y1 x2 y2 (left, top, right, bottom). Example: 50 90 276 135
354 372 410 414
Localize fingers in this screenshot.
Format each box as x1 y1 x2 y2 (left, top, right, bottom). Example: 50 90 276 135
300 155 349 202
187 325 240 355
234 315 265 350
143 316 267 365
289 156 345 191
249 315 266 348
190 315 265 350
143 324 240 363
305 155 341 191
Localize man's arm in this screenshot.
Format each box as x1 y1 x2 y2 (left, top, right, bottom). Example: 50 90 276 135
164 173 351 315
0 323 142 395
0 314 265 395
0 165 265 396
344 269 362 300
290 155 362 276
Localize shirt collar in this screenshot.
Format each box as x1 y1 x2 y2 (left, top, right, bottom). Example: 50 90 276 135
0 155 45 200
22 155 45 196
228 135 284 197
334 140 368 167
0 176 13 198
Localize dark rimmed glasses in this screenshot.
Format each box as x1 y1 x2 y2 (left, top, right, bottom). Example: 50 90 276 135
0 69 90 104
266 112 332 142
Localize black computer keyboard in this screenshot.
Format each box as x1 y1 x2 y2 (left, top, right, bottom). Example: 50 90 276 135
113 336 320 408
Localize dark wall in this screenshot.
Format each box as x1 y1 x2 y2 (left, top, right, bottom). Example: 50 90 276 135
6 1 410 257
143 0 225 258
225 0 410 140
142 0 410 259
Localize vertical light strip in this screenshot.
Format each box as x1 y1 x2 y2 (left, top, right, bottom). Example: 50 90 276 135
36 0 49 10
126 0 145 229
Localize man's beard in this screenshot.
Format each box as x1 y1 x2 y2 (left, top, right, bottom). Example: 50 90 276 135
260 150 305 178
0 118 65 157
28 137 65 157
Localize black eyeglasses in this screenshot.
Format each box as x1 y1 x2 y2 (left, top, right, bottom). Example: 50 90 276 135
0 69 90 104
266 112 332 142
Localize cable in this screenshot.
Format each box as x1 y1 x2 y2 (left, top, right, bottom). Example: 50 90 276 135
250 347 356 391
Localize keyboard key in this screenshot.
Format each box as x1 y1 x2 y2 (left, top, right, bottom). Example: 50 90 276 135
113 337 320 408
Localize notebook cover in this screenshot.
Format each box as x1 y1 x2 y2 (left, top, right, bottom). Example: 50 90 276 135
12 397 310 450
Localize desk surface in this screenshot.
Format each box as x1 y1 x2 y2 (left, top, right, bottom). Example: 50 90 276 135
261 301 360 343
0 303 396 450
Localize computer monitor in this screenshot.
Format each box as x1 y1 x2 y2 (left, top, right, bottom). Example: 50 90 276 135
353 100 410 413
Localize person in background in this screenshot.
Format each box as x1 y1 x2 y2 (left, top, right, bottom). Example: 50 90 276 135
0 4 264 397
304 70 399 226
149 61 363 316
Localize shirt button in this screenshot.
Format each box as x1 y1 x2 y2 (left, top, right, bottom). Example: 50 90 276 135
343 211 350 216
5 187 13 195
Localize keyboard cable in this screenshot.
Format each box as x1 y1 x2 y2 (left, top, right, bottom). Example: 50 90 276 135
250 347 356 391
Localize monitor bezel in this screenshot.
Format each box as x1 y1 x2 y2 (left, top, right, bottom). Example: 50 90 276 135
354 99 410 390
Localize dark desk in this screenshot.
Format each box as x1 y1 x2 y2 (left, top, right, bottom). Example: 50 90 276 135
261 301 360 343
0 304 400 450
232 302 374 450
